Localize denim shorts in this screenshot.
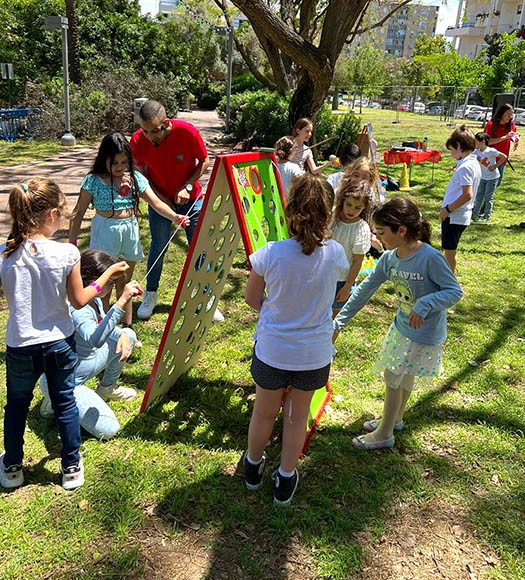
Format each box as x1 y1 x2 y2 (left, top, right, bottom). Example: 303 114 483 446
441 217 467 251
333 280 355 310
250 350 330 392
90 213 144 262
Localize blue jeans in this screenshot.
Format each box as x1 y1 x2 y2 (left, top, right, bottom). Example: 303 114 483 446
4 335 80 468
146 199 203 292
40 327 136 439
497 164 505 187
472 178 498 219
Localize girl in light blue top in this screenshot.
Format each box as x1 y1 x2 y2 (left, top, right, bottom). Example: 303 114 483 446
334 197 462 450
69 132 188 327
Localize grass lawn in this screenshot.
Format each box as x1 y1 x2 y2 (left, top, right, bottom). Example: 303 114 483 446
0 109 524 579
0 140 95 166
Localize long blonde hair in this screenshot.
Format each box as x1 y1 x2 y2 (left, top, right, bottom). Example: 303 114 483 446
4 178 67 258
285 174 333 255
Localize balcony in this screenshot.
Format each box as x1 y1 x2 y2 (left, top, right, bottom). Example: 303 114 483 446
446 22 486 36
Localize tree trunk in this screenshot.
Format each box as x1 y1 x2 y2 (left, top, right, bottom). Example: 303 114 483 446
288 67 332 127
65 0 81 86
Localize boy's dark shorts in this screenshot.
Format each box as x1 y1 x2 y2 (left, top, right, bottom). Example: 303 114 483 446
250 350 330 392
441 217 467 251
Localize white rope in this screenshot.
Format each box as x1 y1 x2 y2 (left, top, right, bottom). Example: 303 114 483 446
140 197 201 285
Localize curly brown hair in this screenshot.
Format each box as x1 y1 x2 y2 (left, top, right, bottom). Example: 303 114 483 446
285 174 333 255
333 181 374 225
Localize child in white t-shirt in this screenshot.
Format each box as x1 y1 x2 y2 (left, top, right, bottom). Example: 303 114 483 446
439 125 481 273
274 136 303 200
243 174 349 506
329 180 372 316
472 132 507 222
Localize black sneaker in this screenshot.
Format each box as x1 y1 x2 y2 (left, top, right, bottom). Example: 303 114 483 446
272 468 299 507
243 451 266 491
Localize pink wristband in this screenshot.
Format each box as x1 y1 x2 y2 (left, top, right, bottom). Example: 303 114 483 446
70 240 77 246
90 282 101 294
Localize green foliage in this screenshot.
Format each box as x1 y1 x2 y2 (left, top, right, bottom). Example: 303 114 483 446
231 73 264 94
198 81 226 110
217 89 290 146
218 90 360 155
478 33 525 102
25 66 182 139
314 107 361 158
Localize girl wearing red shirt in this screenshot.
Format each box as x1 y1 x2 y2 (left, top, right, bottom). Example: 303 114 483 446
484 104 520 186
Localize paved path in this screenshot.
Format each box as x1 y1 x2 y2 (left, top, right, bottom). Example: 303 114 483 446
0 109 228 243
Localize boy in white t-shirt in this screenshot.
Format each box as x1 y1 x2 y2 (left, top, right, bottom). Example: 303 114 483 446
439 125 481 273
472 132 507 222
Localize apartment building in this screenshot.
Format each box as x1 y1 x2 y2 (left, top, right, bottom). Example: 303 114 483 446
446 0 525 57
360 2 439 58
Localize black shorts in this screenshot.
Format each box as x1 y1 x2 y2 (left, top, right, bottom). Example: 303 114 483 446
441 217 467 251
250 350 330 392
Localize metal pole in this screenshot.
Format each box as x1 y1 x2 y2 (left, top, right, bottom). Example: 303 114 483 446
60 24 75 146
225 28 233 134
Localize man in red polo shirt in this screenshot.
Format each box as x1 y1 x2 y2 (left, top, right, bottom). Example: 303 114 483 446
130 100 222 321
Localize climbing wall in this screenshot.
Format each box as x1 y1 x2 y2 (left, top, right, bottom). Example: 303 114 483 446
140 152 331 451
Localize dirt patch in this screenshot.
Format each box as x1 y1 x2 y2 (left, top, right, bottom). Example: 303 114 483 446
357 498 499 580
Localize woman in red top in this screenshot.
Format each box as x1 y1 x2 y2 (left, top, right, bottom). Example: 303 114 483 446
484 104 520 186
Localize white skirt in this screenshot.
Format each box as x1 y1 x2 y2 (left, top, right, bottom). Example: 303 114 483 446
372 323 443 389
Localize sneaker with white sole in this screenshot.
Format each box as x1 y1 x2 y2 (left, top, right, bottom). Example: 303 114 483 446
272 468 299 507
137 291 158 320
96 384 137 402
243 451 266 491
212 308 225 323
61 458 84 490
40 396 54 418
0 451 24 489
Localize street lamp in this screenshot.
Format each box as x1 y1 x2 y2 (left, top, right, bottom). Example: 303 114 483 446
44 16 76 146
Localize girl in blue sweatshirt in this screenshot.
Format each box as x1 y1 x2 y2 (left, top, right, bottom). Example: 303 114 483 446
334 197 462 450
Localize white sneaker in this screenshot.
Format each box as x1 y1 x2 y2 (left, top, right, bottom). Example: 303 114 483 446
40 396 54 418
61 458 84 491
137 291 158 320
212 308 225 323
0 451 24 489
96 384 137 402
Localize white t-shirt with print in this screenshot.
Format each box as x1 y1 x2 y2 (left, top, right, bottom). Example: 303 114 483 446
474 147 502 181
442 153 481 226
249 239 349 370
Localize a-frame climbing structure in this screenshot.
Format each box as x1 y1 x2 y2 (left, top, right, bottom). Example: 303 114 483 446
140 152 332 451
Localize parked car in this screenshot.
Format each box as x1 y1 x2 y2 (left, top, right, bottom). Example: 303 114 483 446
456 104 484 119
514 110 525 126
428 105 443 115
367 102 382 109
465 106 490 121
413 102 426 113
398 104 410 111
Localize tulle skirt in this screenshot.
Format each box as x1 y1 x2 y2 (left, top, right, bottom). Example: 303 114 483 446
372 323 443 389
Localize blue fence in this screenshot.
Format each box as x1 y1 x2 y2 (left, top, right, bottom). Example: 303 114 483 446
0 108 43 142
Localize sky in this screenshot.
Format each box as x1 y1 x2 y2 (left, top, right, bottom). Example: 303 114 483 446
138 0 461 37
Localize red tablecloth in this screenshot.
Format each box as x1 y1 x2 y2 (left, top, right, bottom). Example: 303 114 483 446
383 149 441 166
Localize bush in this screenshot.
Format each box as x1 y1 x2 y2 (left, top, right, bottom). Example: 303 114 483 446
217 89 290 147
24 65 187 139
217 90 361 156
231 73 264 94
198 82 225 110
